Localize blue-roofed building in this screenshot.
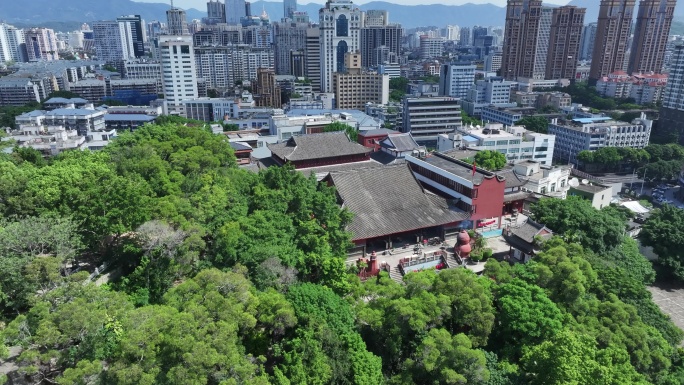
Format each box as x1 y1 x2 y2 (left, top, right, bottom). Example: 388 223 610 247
43 97 90 110
548 114 653 165
104 114 157 131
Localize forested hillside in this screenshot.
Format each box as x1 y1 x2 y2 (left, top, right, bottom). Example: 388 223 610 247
0 119 683 384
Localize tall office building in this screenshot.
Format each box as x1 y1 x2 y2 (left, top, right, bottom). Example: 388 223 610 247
402 96 462 145
159 35 197 115
360 15 403 67
306 28 321 91
274 20 309 75
117 15 146 58
333 52 389 109
284 0 297 19
589 0 635 83
207 0 226 24
93 21 135 63
472 26 488 47
579 22 597 61
167 7 190 35
319 0 362 92
445 25 460 41
546 6 585 80
501 0 543 80
628 0 677 74
459 27 471 46
420 36 444 59
0 23 26 63
438 62 476 99
659 45 684 143
195 45 274 89
23 28 58 61
532 7 553 80
226 0 247 24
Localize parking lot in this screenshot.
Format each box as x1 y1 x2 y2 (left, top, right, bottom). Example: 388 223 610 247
645 184 683 209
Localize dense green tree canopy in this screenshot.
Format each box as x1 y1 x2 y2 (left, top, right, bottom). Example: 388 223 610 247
474 150 507 171
323 121 359 142
641 205 684 280
1 118 682 385
530 196 626 253
514 116 549 134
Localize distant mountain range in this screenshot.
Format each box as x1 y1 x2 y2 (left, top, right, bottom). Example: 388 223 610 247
1 0 683 32
2 0 506 30
0 0 205 27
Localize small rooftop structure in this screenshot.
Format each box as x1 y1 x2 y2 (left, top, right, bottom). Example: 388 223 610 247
504 219 553 262
572 117 613 124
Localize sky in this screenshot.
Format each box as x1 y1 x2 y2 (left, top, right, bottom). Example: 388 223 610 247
140 0 570 10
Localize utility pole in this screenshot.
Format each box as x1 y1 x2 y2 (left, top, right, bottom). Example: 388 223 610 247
640 165 648 196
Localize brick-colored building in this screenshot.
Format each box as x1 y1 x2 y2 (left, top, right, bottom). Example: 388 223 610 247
406 151 530 226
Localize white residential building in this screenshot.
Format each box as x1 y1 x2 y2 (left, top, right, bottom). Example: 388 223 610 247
10 107 115 155
460 76 516 116
93 21 135 63
451 123 556 165
512 161 571 199
270 109 380 140
319 0 362 92
419 36 445 59
0 23 26 63
548 115 653 165
68 31 84 49
194 45 274 90
438 62 476 99
595 71 668 105
159 35 198 115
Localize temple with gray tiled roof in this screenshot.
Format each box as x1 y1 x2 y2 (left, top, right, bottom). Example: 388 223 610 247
503 219 553 262
268 132 373 169
325 164 468 245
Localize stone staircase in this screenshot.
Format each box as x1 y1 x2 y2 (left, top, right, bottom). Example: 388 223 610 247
388 266 404 283
444 252 462 269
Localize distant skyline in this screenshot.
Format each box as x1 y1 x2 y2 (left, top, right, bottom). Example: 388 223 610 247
141 0 571 11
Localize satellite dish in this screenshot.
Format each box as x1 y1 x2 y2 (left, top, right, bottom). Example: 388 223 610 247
569 178 580 187
581 179 589 185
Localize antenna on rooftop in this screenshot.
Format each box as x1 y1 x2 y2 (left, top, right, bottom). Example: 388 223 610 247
170 0 174 9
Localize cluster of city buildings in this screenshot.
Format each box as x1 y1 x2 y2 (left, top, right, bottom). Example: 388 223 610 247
3 1 684 197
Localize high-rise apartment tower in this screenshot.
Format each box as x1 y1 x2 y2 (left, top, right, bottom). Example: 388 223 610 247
501 0 543 80
589 0 635 83
628 0 677 74
546 6 585 80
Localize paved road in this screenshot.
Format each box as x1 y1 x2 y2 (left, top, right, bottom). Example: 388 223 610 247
649 282 684 346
